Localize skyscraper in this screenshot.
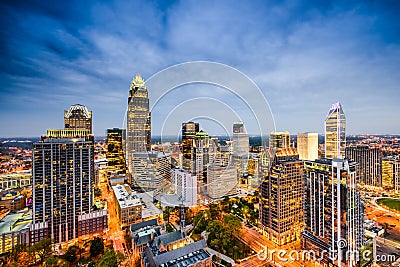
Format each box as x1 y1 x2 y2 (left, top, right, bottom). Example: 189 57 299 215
325 102 346 159
191 130 210 182
107 128 127 175
32 129 107 244
269 131 290 150
127 74 151 174
64 104 93 134
171 168 197 207
259 148 303 245
345 145 382 187
232 122 249 178
393 158 400 193
181 122 199 171
297 132 318 161
302 158 364 267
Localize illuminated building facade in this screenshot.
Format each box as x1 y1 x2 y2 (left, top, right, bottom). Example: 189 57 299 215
259 148 303 245
112 184 142 228
325 102 346 159
106 128 127 175
182 122 199 171
269 131 290 150
302 159 364 267
297 132 318 161
64 104 92 134
131 151 171 191
127 74 151 174
32 129 107 243
232 122 249 178
393 158 400 192
382 158 394 189
207 164 237 199
345 145 382 187
191 130 210 182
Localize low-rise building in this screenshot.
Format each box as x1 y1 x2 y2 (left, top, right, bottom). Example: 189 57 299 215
0 210 31 253
112 184 142 228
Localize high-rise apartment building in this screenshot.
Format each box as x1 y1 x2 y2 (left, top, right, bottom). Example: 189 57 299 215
297 132 318 161
131 151 171 191
259 148 303 245
382 158 394 190
302 158 364 267
32 129 107 243
171 168 197 207
325 102 346 159
232 122 249 178
127 74 151 174
207 164 237 199
182 122 199 171
107 128 127 175
393 158 400 192
269 131 290 150
64 104 93 134
191 130 210 182
345 145 382 187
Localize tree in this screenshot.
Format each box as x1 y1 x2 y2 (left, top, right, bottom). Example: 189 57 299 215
43 257 68 267
163 206 171 224
64 245 79 263
10 243 27 262
97 248 125 267
90 237 104 257
28 238 54 264
94 188 102 197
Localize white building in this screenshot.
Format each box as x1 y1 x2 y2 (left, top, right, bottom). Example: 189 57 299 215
207 164 237 199
172 168 197 207
297 132 318 161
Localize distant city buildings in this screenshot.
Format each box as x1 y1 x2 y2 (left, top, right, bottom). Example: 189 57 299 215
232 122 249 178
325 102 346 159
260 148 304 245
106 128 127 175
127 74 151 174
392 157 400 192
297 132 318 161
269 131 290 150
191 130 210 182
302 158 364 267
346 145 382 187
64 104 93 134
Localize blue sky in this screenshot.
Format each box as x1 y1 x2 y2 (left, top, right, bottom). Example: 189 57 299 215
1 0 399 137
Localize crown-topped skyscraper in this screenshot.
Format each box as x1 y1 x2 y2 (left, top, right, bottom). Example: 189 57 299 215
127 74 151 175
325 102 346 159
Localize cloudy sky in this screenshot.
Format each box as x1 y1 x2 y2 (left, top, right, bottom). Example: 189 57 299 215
1 0 399 137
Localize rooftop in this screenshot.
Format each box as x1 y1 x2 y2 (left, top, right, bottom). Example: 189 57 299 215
0 210 32 234
112 184 141 209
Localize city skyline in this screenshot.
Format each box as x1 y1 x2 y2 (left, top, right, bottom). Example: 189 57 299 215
1 1 400 137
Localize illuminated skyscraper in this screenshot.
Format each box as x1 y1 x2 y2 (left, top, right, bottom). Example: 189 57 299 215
32 129 107 244
297 132 318 161
325 102 346 159
302 159 364 267
191 130 210 182
106 128 127 175
64 104 93 134
345 145 382 187
232 122 249 178
269 131 290 150
259 148 303 245
127 74 151 174
182 122 199 171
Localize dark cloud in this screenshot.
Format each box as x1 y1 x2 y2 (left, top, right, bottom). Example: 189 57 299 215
0 0 399 137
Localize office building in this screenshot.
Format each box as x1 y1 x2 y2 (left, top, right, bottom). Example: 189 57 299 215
302 158 364 267
131 151 171 191
32 129 107 243
182 122 200 171
127 74 151 174
232 122 249 178
269 131 290 150
64 104 92 134
207 164 237 199
297 132 318 161
259 148 304 245
106 128 127 175
345 145 382 187
325 102 346 159
393 158 400 192
191 130 210 182
171 168 197 207
382 158 394 190
112 184 142 228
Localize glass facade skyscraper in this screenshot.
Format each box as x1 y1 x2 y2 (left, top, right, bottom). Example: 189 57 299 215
64 104 93 134
127 74 151 174
182 122 199 171
107 128 127 175
325 102 346 159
